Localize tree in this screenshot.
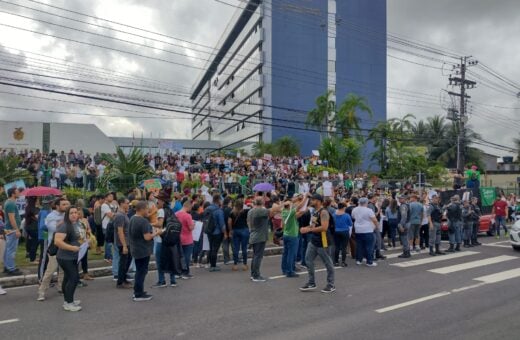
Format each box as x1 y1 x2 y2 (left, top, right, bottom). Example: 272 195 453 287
336 93 373 140
252 141 275 157
273 136 300 157
0 156 34 187
319 137 362 172
306 90 336 141
98 147 154 193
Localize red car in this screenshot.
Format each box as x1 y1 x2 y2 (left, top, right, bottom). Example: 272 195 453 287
441 215 494 239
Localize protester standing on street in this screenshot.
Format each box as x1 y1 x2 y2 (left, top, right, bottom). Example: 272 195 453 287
54 206 83 312
492 196 509 238
470 197 482 246
300 194 336 293
114 198 132 289
408 194 424 253
129 201 162 301
207 194 225 272
446 195 463 252
247 197 270 282
3 187 22 275
462 200 475 248
428 195 445 256
352 197 379 267
333 202 352 267
281 198 299 278
397 195 411 258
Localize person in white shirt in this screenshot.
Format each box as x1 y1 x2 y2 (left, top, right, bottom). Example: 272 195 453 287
352 198 379 267
101 193 117 263
322 180 333 197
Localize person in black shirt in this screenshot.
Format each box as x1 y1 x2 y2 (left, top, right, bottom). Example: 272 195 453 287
346 197 358 258
296 196 311 268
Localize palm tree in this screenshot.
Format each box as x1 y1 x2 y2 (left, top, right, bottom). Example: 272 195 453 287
0 156 34 187
252 141 275 157
98 147 154 193
306 90 336 141
273 136 300 157
319 137 362 172
367 120 393 171
335 93 373 140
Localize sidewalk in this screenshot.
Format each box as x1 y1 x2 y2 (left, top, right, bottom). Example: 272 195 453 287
0 246 283 288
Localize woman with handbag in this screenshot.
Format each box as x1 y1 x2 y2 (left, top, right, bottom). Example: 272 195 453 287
54 206 83 312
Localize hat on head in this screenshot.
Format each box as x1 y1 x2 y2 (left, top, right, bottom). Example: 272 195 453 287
311 193 323 202
471 165 477 170
156 191 171 202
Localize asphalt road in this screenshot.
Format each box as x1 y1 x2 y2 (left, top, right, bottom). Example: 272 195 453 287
1 236 520 340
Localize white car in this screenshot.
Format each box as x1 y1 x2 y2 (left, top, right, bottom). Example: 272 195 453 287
511 220 520 251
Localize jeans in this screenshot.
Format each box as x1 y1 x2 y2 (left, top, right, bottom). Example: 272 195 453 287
117 246 132 285
399 225 410 252
57 258 79 304
26 229 39 262
154 241 166 284
355 233 375 264
299 233 310 266
471 221 479 243
251 241 266 279
80 249 89 274
463 222 472 242
388 219 398 247
232 228 250 265
192 240 202 264
419 224 429 248
112 243 120 277
0 237 5 270
208 233 224 268
495 216 508 236
4 232 19 272
429 222 441 247
221 237 231 264
305 242 335 286
448 221 462 245
102 229 112 260
373 229 382 256
134 256 150 298
334 231 349 264
281 235 298 275
181 244 194 275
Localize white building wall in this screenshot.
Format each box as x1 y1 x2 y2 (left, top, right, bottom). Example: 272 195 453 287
0 121 43 150
49 123 116 155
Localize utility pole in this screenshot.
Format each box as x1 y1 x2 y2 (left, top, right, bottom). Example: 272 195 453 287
447 57 478 172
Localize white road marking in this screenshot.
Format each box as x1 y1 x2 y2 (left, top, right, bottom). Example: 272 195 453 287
474 268 520 283
428 255 518 274
391 251 479 268
385 252 414 259
451 282 488 293
0 318 20 325
482 243 512 249
375 292 451 313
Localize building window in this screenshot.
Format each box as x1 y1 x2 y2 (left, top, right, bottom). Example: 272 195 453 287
258 67 262 75
230 92 235 99
258 89 263 98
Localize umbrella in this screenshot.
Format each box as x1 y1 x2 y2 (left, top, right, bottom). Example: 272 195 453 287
22 186 62 197
253 182 274 192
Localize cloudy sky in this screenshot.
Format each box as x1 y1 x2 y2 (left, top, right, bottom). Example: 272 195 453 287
0 0 519 156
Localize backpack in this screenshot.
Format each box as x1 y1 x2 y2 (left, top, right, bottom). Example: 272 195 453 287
93 206 102 226
105 221 115 244
162 209 182 246
202 206 217 235
446 203 462 221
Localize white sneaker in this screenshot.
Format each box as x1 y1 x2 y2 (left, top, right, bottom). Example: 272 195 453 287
37 293 45 301
73 300 81 306
63 302 82 312
366 262 378 267
356 261 362 265
0 286 6 295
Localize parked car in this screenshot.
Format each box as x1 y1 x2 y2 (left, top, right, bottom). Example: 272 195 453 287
510 220 520 251
441 214 494 240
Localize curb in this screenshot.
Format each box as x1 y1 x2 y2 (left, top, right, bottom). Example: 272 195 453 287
0 246 283 288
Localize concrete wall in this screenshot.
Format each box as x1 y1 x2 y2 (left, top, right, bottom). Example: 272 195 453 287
0 121 43 150
49 123 116 155
482 173 520 189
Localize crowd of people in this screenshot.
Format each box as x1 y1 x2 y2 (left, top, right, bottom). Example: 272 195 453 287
0 149 517 310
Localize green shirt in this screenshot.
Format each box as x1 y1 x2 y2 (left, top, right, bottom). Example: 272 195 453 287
344 179 353 190
282 209 298 237
239 176 248 186
465 169 480 182
4 199 21 230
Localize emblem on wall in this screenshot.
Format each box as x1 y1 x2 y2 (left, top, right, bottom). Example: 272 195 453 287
13 127 24 141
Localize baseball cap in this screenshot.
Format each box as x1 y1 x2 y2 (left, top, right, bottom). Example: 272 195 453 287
311 193 323 202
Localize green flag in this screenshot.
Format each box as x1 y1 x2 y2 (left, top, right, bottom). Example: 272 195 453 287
480 187 496 206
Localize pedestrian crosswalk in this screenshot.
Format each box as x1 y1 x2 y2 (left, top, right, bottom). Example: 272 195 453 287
390 251 479 268
427 255 518 274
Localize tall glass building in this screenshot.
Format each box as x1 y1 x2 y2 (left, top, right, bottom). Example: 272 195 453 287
191 0 386 166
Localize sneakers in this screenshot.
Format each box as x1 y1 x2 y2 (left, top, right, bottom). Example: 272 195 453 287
151 282 167 288
232 265 239 271
37 293 45 301
81 274 94 281
341 262 348 267
181 274 193 280
63 302 82 312
133 294 153 302
366 262 378 267
299 283 317 291
170 282 178 287
321 284 336 293
242 264 248 271
286 273 299 278
252 276 267 282
6 268 22 276
209 267 221 272
0 286 6 296
356 261 362 265
112 276 118 282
